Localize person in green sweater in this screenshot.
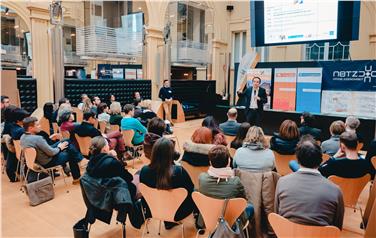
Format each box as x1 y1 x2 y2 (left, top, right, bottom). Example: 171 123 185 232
120 104 147 145
198 145 253 230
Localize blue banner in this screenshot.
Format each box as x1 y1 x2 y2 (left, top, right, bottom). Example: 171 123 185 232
296 68 322 113
319 60 376 91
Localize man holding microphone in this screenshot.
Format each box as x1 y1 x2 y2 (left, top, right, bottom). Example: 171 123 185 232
159 80 174 125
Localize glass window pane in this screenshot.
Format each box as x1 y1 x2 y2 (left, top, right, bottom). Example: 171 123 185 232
242 32 247 57
234 32 240 63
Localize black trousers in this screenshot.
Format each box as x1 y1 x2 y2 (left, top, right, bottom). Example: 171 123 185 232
246 109 262 127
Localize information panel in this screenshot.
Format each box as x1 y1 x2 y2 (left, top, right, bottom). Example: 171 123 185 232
273 68 297 111
296 68 322 113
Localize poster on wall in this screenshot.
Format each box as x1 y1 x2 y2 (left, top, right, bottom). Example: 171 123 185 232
112 68 124 79
246 68 272 109
137 69 143 79
321 90 376 118
272 68 297 111
125 69 137 80
296 68 323 113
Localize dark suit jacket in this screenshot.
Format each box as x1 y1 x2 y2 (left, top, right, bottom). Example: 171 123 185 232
74 121 101 138
299 125 321 140
241 87 267 113
219 120 241 136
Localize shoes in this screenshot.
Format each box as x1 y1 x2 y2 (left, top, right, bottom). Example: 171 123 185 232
72 178 80 185
63 166 71 177
164 221 179 230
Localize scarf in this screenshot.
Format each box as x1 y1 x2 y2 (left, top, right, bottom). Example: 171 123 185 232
207 166 234 183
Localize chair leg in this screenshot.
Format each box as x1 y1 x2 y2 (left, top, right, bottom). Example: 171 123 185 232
359 206 365 229
158 220 162 235
181 223 185 238
60 167 69 193
122 223 126 238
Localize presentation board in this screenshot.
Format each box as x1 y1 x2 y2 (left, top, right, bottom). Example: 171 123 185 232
321 90 376 118
125 69 137 80
272 68 297 111
296 68 323 113
246 68 272 109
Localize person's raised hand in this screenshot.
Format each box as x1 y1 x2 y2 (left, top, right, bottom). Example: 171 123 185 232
58 141 69 151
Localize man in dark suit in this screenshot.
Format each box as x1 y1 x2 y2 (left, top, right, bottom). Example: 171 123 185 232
219 108 241 136
238 77 267 126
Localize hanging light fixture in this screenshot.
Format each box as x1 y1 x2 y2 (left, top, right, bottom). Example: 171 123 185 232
50 0 63 25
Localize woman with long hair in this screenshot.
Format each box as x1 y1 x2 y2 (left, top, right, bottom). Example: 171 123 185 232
182 127 214 166
231 122 251 149
233 126 275 172
139 137 194 229
270 120 300 155
202 116 227 146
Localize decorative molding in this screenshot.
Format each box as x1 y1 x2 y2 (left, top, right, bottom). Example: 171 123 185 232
28 6 50 21
370 34 376 43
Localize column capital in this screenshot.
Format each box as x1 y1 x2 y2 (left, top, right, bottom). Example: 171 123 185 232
145 26 164 40
27 5 50 21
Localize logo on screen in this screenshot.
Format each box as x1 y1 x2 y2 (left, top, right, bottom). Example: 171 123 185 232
332 66 376 83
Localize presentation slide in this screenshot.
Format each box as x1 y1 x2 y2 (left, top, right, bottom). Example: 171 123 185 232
264 0 338 44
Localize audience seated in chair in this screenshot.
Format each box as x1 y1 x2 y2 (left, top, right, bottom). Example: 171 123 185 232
73 111 126 159
299 112 321 140
43 102 56 135
270 120 300 155
345 116 364 144
120 104 147 146
233 126 275 172
20 117 82 184
230 122 251 150
219 108 241 136
10 108 30 140
139 137 195 230
321 120 346 156
59 110 76 134
138 100 157 127
182 127 215 167
86 136 136 199
109 102 123 127
202 116 227 146
197 145 253 229
56 102 72 125
143 117 180 160
97 103 111 133
275 137 344 229
77 94 89 111
365 139 376 178
91 96 101 115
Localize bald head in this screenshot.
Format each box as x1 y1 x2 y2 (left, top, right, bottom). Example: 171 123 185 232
227 108 238 120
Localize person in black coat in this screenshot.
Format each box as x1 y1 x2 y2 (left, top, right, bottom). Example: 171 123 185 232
299 112 321 141
237 77 267 126
270 120 300 155
86 136 136 199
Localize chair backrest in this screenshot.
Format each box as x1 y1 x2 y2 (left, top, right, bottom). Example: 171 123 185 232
365 177 376 238
39 117 51 136
121 129 134 147
192 191 247 233
225 135 235 145
74 134 92 157
356 142 364 152
72 107 83 123
110 124 120 132
268 213 340 238
328 174 371 208
52 122 59 134
371 156 376 170
138 183 188 222
23 147 38 172
98 121 106 134
229 147 236 158
181 161 209 189
60 130 70 140
272 151 296 176
13 140 22 161
321 154 331 164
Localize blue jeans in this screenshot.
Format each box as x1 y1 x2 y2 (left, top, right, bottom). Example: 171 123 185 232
245 203 254 219
289 160 300 172
44 141 83 179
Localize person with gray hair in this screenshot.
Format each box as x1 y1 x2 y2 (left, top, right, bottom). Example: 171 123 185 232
345 116 363 143
219 107 241 136
59 110 76 133
109 101 123 127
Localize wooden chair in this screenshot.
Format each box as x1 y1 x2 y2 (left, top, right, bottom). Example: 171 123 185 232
356 142 364 152
268 213 340 238
23 147 68 191
365 170 376 238
321 153 331 164
272 151 296 176
329 174 371 226
180 161 209 189
60 130 70 140
192 191 248 237
164 134 181 151
110 124 120 132
13 140 24 183
225 135 235 146
72 107 83 123
74 134 92 158
229 147 237 158
52 122 59 134
39 117 51 136
98 121 107 134
138 183 188 237
121 130 143 168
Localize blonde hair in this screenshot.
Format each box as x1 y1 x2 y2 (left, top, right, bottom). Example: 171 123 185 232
140 99 152 110
244 126 269 148
82 98 92 113
110 101 122 114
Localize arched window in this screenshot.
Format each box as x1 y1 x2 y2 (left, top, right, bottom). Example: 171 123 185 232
305 41 350 61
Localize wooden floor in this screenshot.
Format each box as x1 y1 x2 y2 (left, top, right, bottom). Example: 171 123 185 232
1 119 368 237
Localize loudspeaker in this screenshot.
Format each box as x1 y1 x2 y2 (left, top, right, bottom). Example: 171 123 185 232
226 5 234 12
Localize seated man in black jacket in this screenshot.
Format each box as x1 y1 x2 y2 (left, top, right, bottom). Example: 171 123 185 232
319 131 372 178
299 112 321 141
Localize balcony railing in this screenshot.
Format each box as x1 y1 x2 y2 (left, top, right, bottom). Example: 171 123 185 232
171 40 210 64
1 44 26 65
76 25 143 59
64 51 87 66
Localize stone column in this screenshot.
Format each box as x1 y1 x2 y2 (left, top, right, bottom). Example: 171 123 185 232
144 26 165 100
28 6 54 107
212 39 228 95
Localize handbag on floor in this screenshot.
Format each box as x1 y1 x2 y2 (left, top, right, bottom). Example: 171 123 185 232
24 175 54 206
209 199 246 238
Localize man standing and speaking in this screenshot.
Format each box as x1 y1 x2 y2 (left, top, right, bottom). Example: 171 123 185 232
238 77 267 126
159 80 174 125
